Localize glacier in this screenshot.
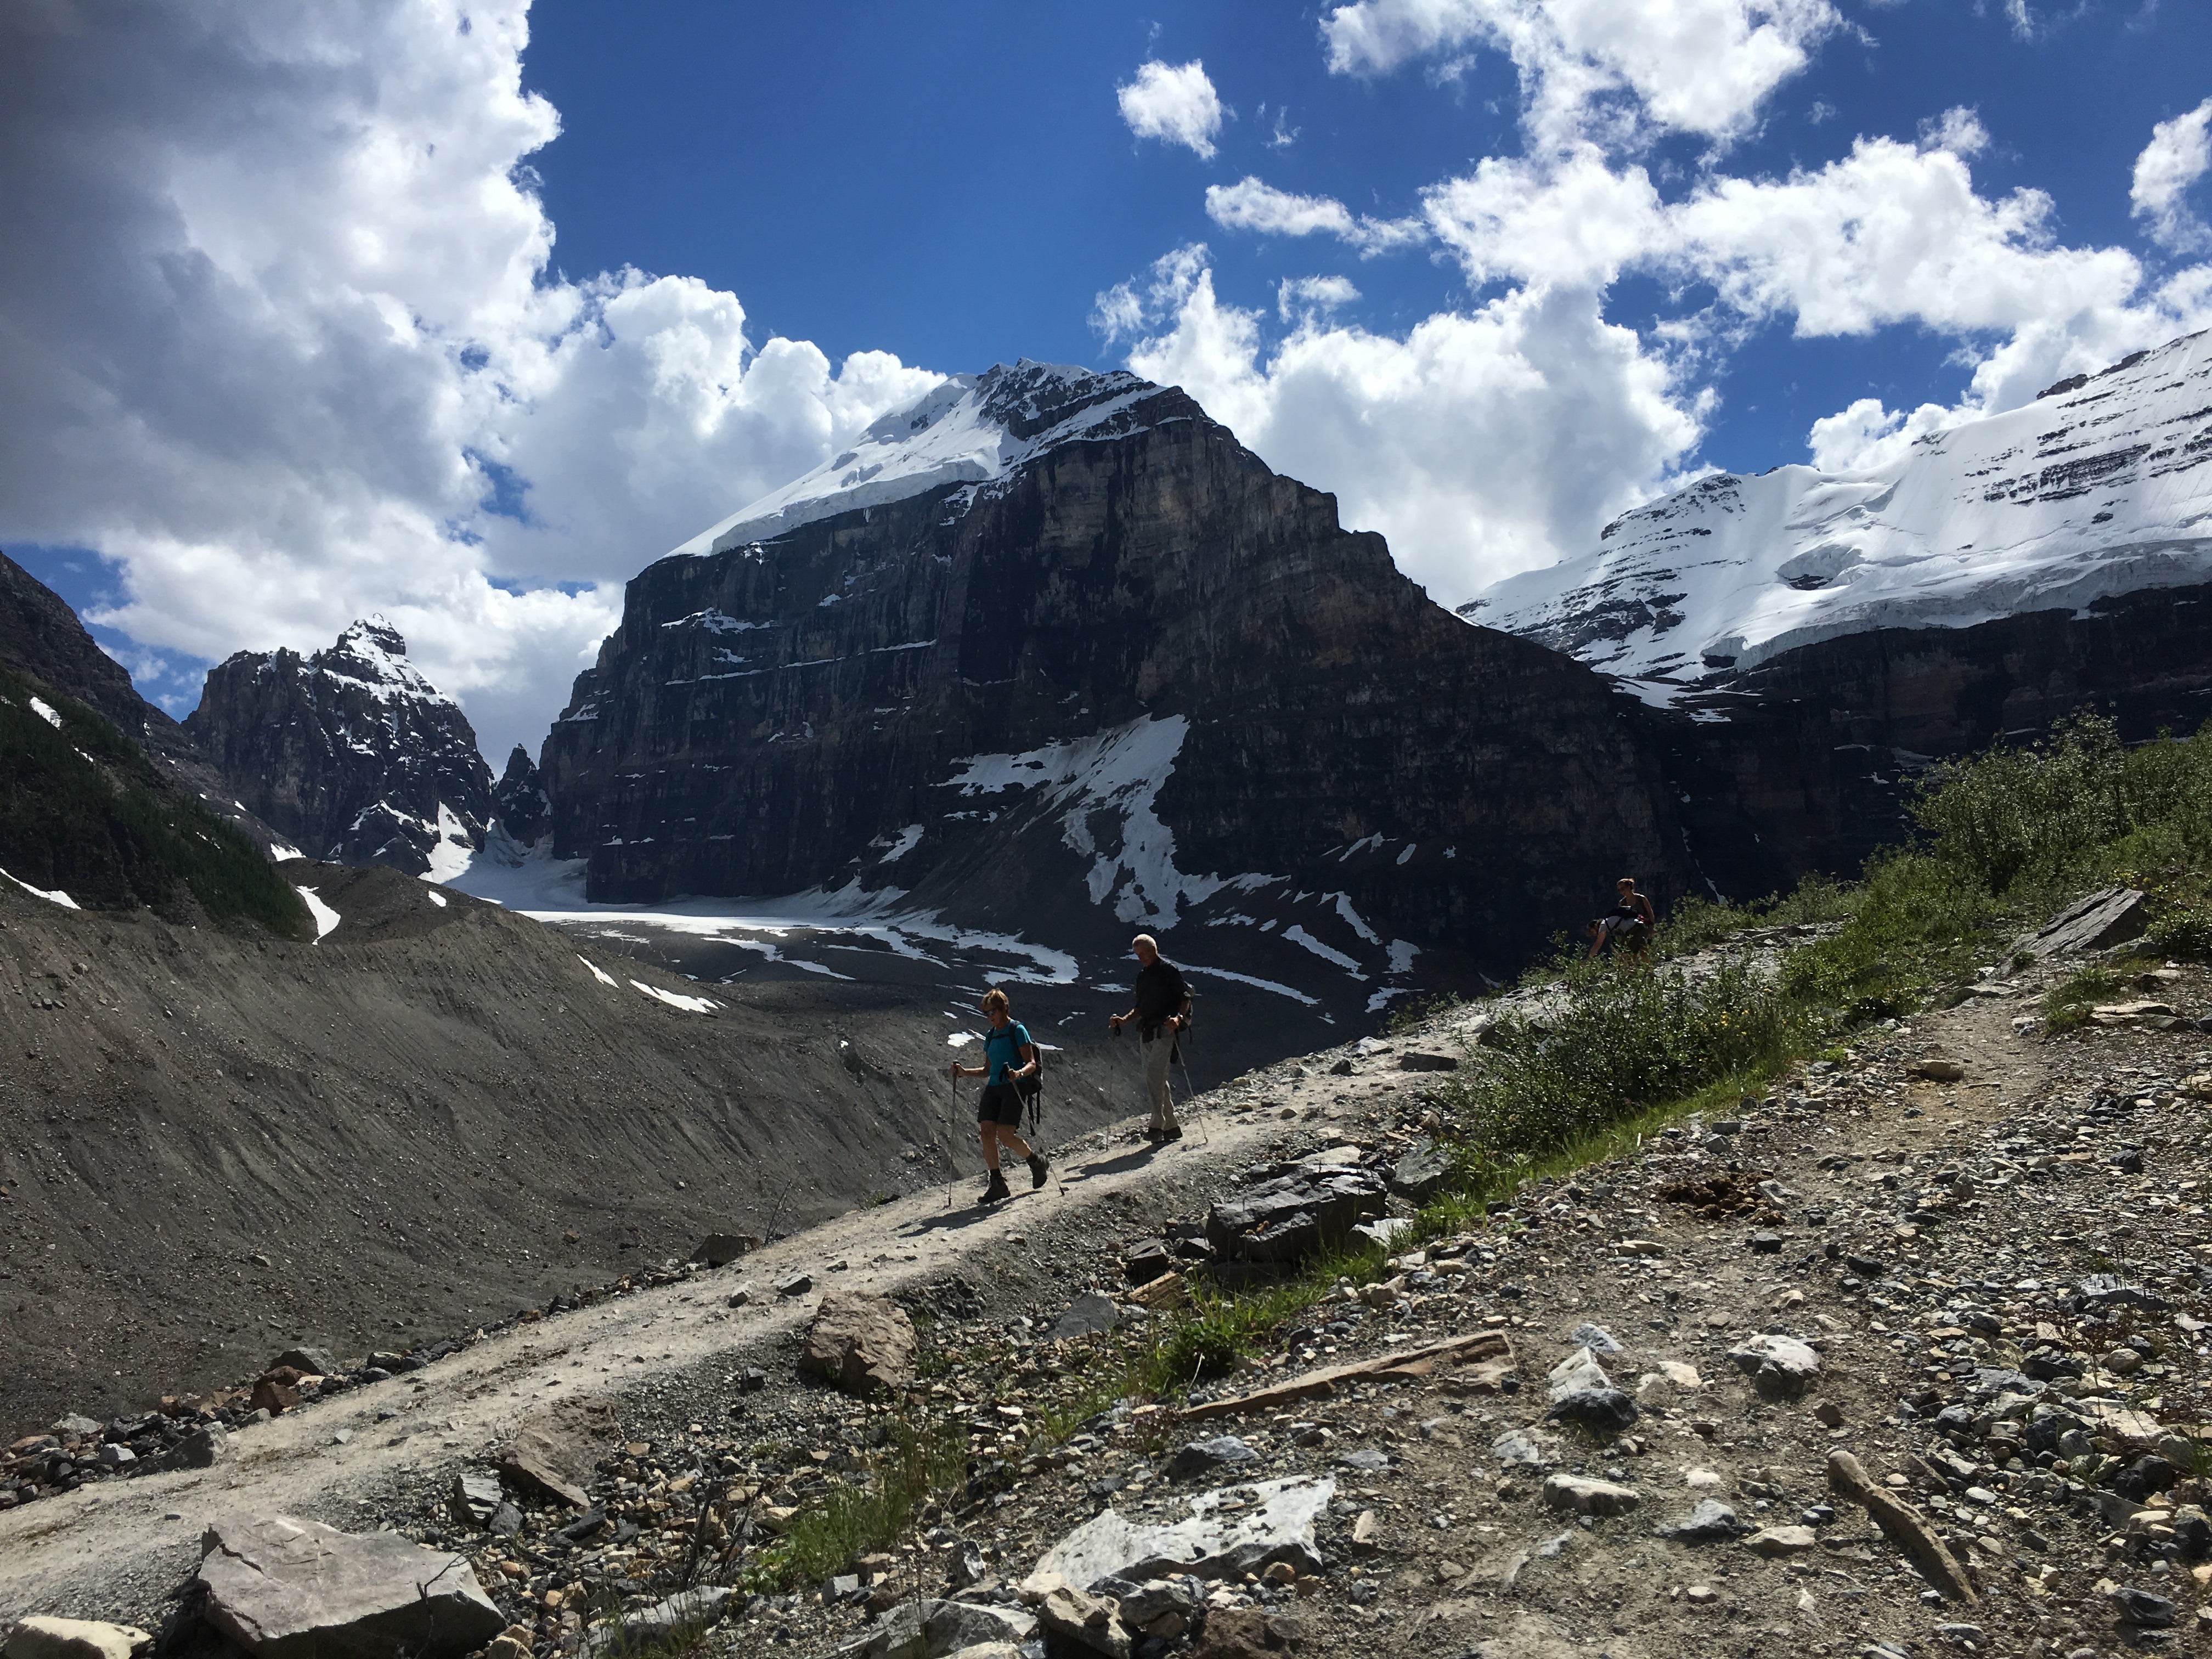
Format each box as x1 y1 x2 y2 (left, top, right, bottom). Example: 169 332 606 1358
1469 330 2212 685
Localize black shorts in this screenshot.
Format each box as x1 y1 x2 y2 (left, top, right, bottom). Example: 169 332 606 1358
978 1082 1025 1126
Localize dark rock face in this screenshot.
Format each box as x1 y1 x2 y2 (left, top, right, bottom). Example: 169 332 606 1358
492 745 549 844
0 551 283 849
186 618 495 874
1643 582 2212 898
541 364 1689 976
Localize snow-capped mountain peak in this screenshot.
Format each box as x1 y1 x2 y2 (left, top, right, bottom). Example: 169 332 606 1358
314 614 454 707
669 360 1170 559
1468 330 2212 685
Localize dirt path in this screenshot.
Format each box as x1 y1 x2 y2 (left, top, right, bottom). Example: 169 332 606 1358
0 1085 1304 1622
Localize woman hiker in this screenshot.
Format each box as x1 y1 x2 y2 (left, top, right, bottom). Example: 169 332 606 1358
1587 874 1657 961
949 988 1050 1203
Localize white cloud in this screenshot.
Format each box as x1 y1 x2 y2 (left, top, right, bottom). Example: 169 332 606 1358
0 0 940 759
1805 397 1959 471
1423 146 1666 287
1319 0 1843 147
1204 177 1426 254
1105 247 1704 601
1278 275 1362 322
1917 105 1989 157
1116 60 1227 160
1104 13 2212 608
2133 98 2212 253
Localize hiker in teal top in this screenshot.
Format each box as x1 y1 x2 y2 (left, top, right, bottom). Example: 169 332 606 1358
949 988 1050 1204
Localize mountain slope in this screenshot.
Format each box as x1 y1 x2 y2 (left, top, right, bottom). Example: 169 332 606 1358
537 361 1686 1020
188 618 498 874
1465 332 2212 893
0 855 1148 1437
1470 330 2212 682
0 551 285 853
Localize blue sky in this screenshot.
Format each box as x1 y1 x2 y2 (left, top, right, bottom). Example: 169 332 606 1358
3 1 2208 757
521 0 2205 471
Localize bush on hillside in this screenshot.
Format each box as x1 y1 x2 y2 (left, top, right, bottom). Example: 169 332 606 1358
1442 955 1804 1161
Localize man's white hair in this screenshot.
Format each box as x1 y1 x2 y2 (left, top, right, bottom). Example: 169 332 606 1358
1132 934 1159 951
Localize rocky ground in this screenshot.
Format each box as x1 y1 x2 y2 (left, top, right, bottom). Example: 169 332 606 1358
3 927 2210 1659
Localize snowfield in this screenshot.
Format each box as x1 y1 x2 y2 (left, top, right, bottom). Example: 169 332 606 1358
1470 330 2212 686
668 361 1173 559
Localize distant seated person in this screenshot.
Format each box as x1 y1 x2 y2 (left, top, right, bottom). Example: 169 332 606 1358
1587 876 1656 960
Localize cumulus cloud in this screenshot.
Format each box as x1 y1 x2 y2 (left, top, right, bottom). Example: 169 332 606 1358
1102 246 1703 603
2133 98 2212 253
0 0 940 758
1805 397 1959 472
1319 0 1843 147
1278 275 1362 322
1116 59 1227 159
1204 177 1426 254
1101 5 2212 605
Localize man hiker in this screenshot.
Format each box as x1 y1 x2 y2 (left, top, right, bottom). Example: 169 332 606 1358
1587 875 1656 961
949 988 1049 1203
1108 933 1191 1142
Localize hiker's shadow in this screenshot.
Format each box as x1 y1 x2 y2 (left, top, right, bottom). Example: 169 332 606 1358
903 1206 1014 1237
1073 1148 1160 1177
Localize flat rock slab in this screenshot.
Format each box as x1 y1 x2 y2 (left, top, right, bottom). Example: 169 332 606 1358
1743 1525 1818 1556
1052 1291 1121 1341
497 1396 617 1508
3 1618 151 1659
1542 1474 1639 1516
803 1289 917 1395
1029 1475 1335 1590
837 1599 1035 1659
195 1514 505 1659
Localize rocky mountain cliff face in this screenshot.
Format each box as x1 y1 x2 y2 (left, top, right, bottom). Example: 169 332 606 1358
539 362 1688 996
187 618 496 875
1469 332 2212 890
0 551 282 852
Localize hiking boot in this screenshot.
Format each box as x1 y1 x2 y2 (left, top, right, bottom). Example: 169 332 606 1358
981 1169 1012 1204
1143 1125 1164 1143
1162 1125 1184 1142
1026 1152 1050 1189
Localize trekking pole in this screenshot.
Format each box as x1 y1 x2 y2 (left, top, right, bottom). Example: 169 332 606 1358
944 1067 958 1210
1175 1038 1209 1147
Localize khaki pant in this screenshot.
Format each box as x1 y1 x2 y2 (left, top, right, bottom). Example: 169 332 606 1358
1142 1030 1178 1132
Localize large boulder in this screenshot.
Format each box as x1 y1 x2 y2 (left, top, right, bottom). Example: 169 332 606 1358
497 1397 617 1508
1204 1168 1387 1264
1389 1138 1453 1204
195 1515 504 1659
2010 887 2150 960
803 1290 917 1395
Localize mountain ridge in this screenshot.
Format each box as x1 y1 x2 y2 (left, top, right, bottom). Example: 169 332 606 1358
187 617 499 875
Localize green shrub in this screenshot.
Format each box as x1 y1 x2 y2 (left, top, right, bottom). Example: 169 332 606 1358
1913 712 2212 901
2042 966 2130 1034
759 1415 966 1587
1438 955 1805 1161
1780 851 1996 1025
